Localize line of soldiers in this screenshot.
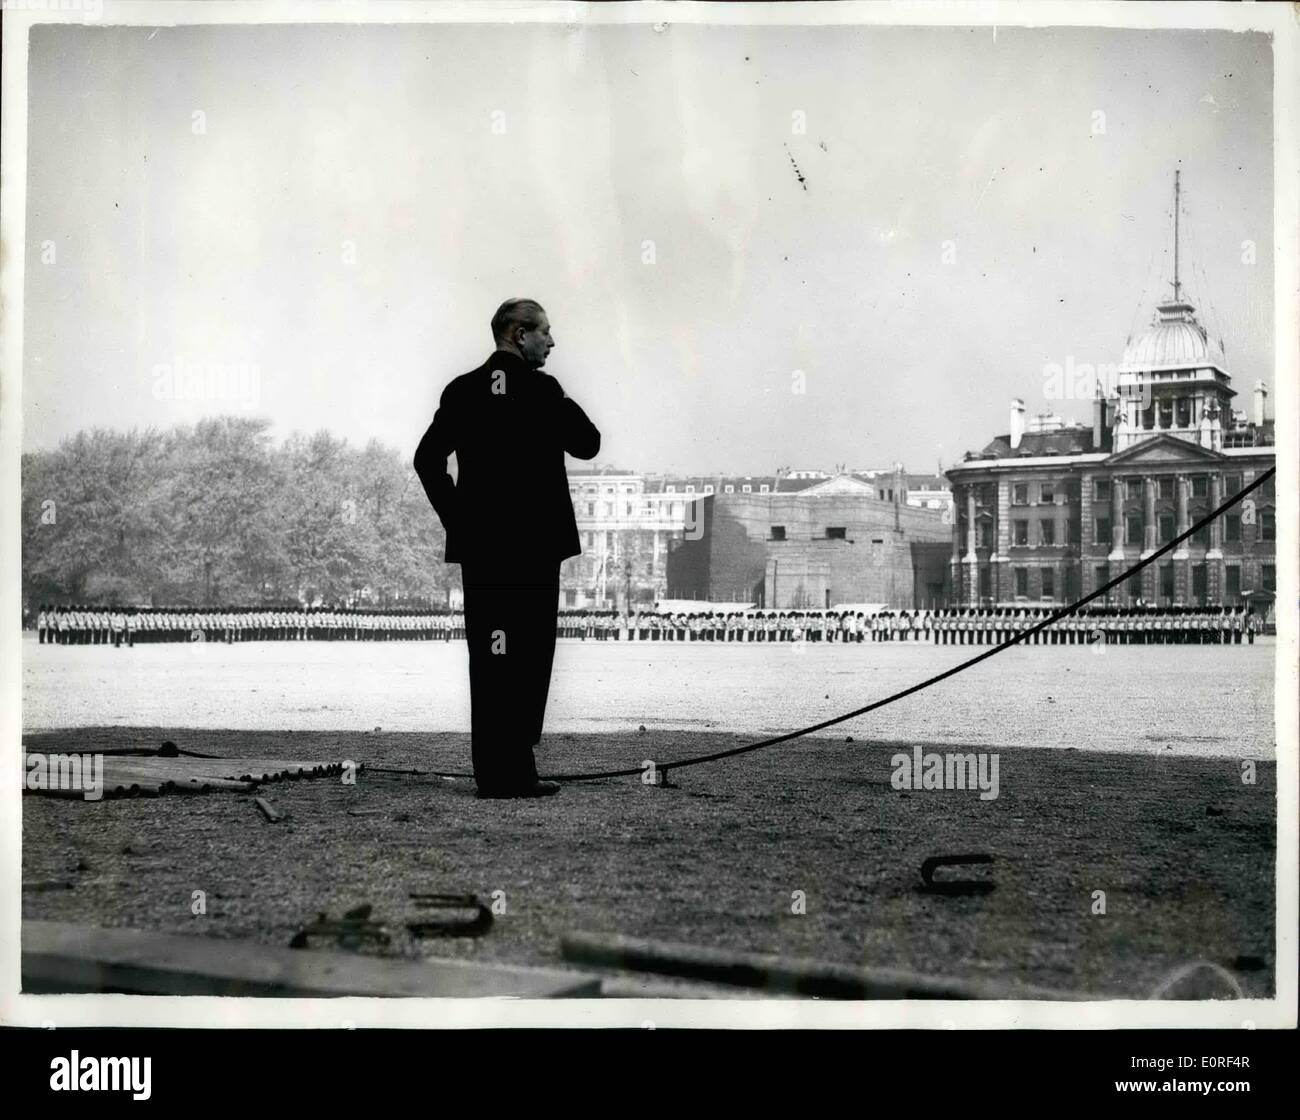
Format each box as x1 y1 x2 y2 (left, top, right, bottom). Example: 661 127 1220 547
33 605 467 645
622 610 872 642
927 605 1263 645
33 602 1266 648
580 607 1264 645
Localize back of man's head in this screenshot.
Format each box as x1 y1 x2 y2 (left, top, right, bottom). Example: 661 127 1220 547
491 298 545 346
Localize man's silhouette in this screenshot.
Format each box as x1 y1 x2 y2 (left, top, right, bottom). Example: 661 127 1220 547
414 299 600 798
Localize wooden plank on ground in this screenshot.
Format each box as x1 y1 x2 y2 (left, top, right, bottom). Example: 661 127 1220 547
23 921 601 998
562 931 1087 1001
23 752 341 797
97 765 254 795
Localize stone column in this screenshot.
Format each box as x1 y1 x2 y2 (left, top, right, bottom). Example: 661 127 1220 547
991 477 1009 603
965 486 979 605
1172 474 1190 559
964 487 978 561
1141 476 1157 557
1206 472 1223 603
1206 473 1223 556
1139 475 1158 601
1172 473 1189 602
1108 475 1125 561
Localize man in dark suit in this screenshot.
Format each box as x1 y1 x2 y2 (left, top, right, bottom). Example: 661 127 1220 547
414 299 601 798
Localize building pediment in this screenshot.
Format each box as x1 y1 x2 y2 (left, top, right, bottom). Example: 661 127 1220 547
799 474 877 496
1103 433 1225 466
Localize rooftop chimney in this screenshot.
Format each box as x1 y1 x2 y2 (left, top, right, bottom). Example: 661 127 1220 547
1254 380 1268 427
1009 398 1026 450
1092 384 1106 449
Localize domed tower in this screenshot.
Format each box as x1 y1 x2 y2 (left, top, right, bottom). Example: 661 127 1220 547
1113 171 1235 452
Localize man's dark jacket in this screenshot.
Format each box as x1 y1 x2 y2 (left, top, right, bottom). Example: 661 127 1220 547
413 350 601 566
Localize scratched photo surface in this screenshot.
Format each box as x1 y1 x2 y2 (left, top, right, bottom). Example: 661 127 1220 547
16 17 1279 1014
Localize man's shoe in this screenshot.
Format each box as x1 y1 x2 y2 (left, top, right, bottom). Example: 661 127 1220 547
475 780 561 800
520 780 561 798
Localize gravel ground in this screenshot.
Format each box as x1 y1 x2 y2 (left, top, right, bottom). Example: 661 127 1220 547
21 726 1276 998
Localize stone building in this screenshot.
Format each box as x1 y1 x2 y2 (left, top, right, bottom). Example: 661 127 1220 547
945 297 1276 610
667 472 952 609
562 468 700 609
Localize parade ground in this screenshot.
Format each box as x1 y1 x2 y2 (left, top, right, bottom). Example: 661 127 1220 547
21 635 1277 997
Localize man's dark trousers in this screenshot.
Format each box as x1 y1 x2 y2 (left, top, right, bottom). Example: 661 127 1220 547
461 558 561 792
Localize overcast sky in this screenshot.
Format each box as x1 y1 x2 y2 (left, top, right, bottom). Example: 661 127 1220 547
22 21 1273 475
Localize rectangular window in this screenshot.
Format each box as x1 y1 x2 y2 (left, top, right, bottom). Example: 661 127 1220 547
1094 517 1111 545
604 503 614 516
979 567 991 600
1225 474 1242 497
1158 478 1174 500
666 485 675 493
703 485 714 494
1039 520 1055 546
1094 480 1110 501
724 484 734 493
1159 513 1175 544
1094 564 1109 592
565 590 577 607
1257 476 1275 502
770 526 786 541
1225 565 1241 602
1039 482 1055 504
1126 514 1143 546
1158 400 1174 428
1192 522 1210 547
1225 515 1241 543
1015 568 1028 597
1263 564 1276 592
826 527 846 540
626 503 633 516
1041 568 1055 599
1014 519 1029 546
1260 512 1275 542
1159 562 1174 601
1012 483 1028 505
980 522 993 549
1192 563 1206 602
586 503 595 516
1067 517 1081 546
742 485 752 493
1127 478 1143 500
760 484 770 493
1192 476 1208 499
685 485 695 493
